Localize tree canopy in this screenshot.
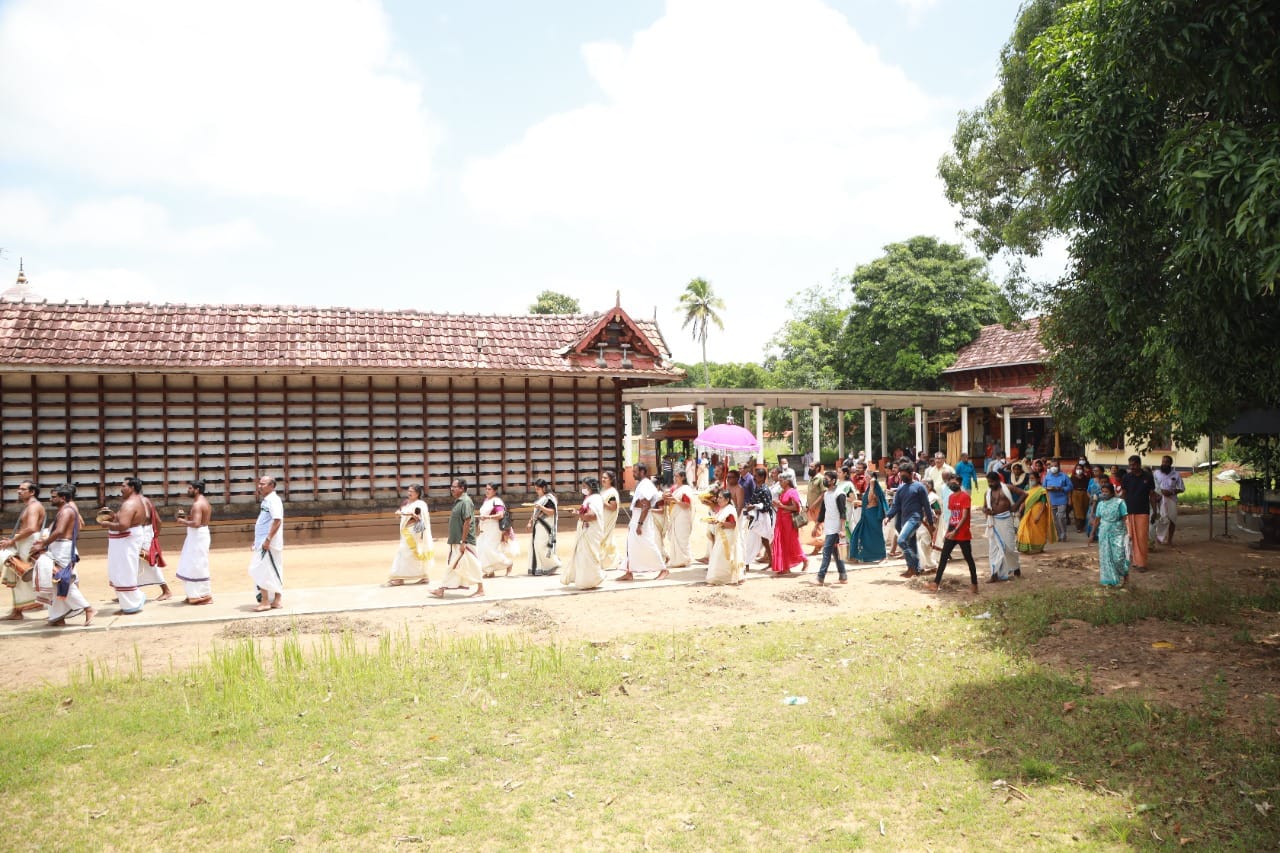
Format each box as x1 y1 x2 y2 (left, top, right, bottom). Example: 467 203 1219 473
528 290 581 314
940 0 1280 445
678 277 726 388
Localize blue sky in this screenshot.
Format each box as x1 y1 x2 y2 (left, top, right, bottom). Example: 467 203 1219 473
0 0 1047 365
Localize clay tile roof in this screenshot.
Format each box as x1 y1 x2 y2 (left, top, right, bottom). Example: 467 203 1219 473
0 301 681 378
943 317 1046 373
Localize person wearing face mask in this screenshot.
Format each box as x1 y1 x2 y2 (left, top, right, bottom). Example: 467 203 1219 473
564 477 605 590
926 474 979 595
1042 463 1073 542
1016 471 1056 554
1152 455 1185 546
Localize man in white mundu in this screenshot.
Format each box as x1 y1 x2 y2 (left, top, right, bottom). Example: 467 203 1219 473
618 462 669 582
2 480 46 620
35 483 94 626
248 475 284 612
103 476 149 614
174 478 213 605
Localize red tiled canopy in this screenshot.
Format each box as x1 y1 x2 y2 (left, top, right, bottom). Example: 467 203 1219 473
943 317 1046 373
0 301 680 378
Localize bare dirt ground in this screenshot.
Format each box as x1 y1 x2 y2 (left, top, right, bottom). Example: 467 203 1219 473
4 510 1278 733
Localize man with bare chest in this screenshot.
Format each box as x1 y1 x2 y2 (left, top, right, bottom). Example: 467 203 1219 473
982 471 1025 581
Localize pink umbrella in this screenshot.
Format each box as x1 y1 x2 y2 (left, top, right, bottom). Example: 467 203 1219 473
694 423 761 453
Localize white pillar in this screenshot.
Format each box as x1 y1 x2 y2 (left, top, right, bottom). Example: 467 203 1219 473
863 405 873 460
914 405 924 456
1002 406 1013 457
755 405 765 461
790 411 799 453
960 405 970 459
811 405 821 463
624 403 634 466
880 410 888 459
836 410 845 459
696 403 705 433
640 407 650 439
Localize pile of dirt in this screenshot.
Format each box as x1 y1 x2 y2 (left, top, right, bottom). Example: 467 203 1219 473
468 604 558 631
691 591 751 610
219 615 380 639
774 586 838 606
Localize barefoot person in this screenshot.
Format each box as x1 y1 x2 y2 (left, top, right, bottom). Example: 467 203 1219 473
135 482 172 601
431 478 484 599
704 489 744 586
527 479 562 577
174 479 213 604
770 472 808 576
563 477 605 590
476 483 514 578
982 470 1024 582
102 477 149 614
388 484 433 586
248 475 285 612
2 480 45 620
618 463 668 581
32 484 93 627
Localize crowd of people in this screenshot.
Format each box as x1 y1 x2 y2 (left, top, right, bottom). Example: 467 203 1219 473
1 451 1186 623
1 475 275 624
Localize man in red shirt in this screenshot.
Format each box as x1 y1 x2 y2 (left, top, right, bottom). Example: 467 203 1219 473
926 474 979 594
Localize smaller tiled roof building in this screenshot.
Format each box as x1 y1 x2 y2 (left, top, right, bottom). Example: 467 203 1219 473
0 296 681 513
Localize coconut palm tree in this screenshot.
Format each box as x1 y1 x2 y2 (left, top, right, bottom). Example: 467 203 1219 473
678 277 725 388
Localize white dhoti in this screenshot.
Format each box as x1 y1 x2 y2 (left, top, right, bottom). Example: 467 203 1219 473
916 523 937 572
176 526 212 601
443 544 484 587
108 528 148 613
476 519 511 576
136 526 166 587
389 520 433 582
33 550 55 606
666 506 693 567
2 535 38 610
988 512 1020 580
1151 495 1177 544
563 520 605 591
625 514 666 574
44 540 90 623
248 545 285 596
740 509 773 566
705 509 744 586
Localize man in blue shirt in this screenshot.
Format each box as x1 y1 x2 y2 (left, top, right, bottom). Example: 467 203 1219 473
954 452 978 492
886 463 934 578
1042 464 1073 542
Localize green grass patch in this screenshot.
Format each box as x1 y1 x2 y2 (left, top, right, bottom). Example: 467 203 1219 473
1 610 1277 849
1181 471 1240 507
965 572 1280 651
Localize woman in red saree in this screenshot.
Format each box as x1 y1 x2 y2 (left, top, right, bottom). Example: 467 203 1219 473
770 473 808 575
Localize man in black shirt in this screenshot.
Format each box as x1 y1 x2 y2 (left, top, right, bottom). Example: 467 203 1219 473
1119 455 1156 572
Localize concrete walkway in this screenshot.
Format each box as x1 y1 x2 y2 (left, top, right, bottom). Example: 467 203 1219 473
1 525 1099 638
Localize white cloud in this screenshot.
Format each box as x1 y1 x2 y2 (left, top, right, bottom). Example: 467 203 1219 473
895 0 940 26
0 191 266 253
0 0 440 206
462 0 958 241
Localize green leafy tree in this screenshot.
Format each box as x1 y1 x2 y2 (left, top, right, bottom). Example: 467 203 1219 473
678 277 726 388
528 290 581 314
837 237 1010 391
766 283 850 390
939 0 1280 445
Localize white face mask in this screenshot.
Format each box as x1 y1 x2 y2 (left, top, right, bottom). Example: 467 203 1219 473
1049 467 1059 475
581 487 589 496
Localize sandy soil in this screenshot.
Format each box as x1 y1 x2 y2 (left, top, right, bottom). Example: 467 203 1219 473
4 510 1278 733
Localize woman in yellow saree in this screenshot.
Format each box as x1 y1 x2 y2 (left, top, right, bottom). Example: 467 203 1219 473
1016 473 1057 554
